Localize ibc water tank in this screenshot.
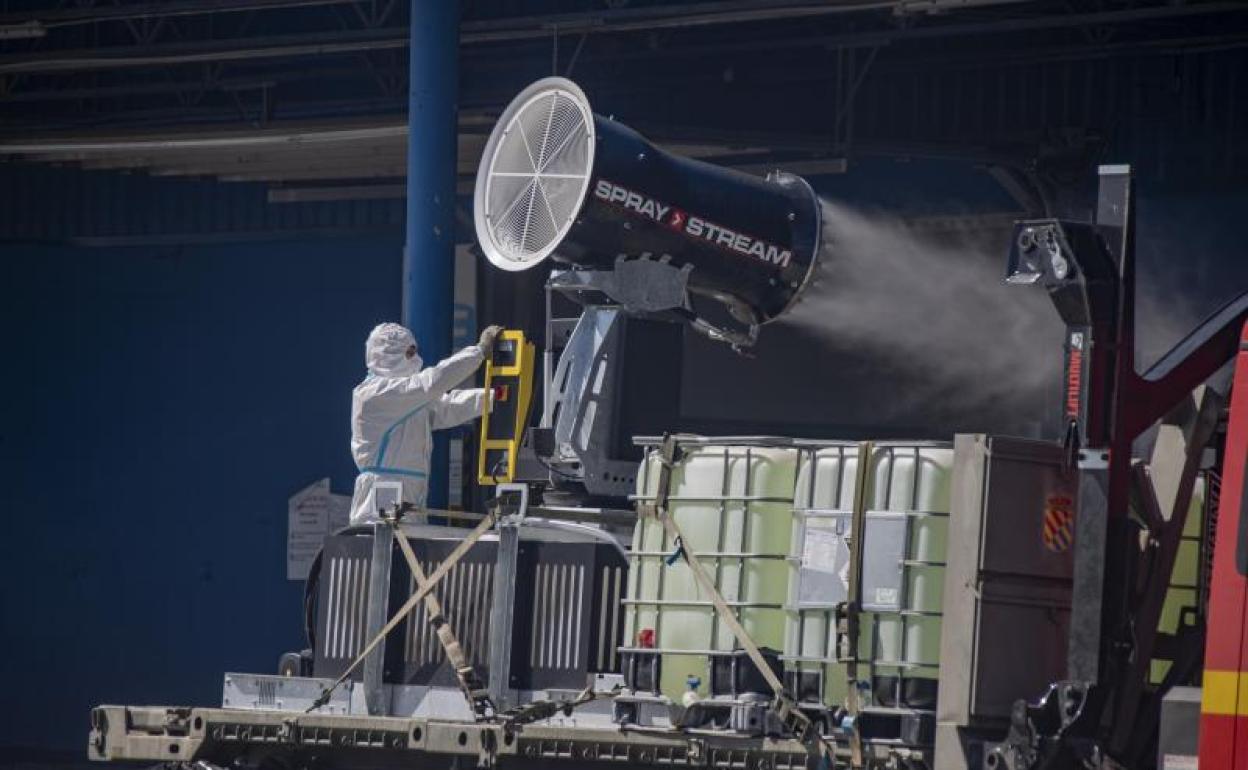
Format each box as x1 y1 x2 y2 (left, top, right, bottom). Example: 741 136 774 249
624 439 799 700
621 437 953 714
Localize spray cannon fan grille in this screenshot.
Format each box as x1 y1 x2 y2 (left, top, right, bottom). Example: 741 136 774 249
475 78 596 271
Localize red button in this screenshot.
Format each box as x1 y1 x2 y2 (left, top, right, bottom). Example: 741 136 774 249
492 384 510 402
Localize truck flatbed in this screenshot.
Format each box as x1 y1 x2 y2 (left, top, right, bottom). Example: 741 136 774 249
89 704 859 769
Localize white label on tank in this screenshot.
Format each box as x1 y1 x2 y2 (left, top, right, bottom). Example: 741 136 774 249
1162 754 1197 770
874 587 899 606
800 524 852 603
802 527 841 572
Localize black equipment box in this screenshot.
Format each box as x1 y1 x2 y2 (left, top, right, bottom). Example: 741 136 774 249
312 531 628 691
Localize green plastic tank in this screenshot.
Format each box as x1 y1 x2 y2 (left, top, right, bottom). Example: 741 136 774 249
626 437 953 711
785 442 859 707
627 440 799 700
861 443 952 710
786 441 953 711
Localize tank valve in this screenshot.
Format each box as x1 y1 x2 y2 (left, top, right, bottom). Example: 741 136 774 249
682 675 702 708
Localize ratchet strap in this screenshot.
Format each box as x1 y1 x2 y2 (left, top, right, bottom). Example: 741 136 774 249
840 441 873 769
391 525 495 718
307 507 500 713
640 435 840 769
499 683 615 727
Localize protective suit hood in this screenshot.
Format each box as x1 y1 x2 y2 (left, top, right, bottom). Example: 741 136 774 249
365 322 423 377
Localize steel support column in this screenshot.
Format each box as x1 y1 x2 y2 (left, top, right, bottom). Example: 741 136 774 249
403 0 459 508
363 522 394 715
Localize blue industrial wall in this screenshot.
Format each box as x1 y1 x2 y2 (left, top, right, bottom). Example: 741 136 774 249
0 164 405 243
0 166 405 752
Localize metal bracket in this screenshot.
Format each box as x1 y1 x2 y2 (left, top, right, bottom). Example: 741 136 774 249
543 305 638 499
495 482 530 526
488 483 530 710
363 520 393 716
991 681 1105 769
548 259 759 349
547 259 691 317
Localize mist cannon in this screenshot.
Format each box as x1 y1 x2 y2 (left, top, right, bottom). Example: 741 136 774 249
473 77 823 343
473 77 824 500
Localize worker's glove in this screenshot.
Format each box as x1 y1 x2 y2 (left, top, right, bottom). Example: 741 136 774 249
478 325 503 353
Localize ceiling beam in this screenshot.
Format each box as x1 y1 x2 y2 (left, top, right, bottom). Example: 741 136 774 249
576 1 1248 64
455 0 1033 43
217 166 406 181
266 183 405 202
0 0 1030 41
0 0 366 28
0 27 408 75
0 122 407 153
14 0 1241 76
70 146 409 171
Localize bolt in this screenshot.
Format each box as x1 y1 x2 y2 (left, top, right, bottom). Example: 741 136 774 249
1051 253 1069 280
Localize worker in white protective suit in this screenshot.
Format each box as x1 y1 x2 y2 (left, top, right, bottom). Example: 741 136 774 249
348 322 502 524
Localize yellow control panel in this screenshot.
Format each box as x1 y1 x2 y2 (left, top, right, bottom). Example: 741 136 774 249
477 329 536 485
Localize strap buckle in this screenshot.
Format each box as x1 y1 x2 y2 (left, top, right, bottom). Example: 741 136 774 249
494 482 530 526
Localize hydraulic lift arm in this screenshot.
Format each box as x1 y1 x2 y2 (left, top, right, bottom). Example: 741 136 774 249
1004 164 1248 766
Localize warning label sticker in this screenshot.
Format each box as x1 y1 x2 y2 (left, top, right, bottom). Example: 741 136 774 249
802 526 840 572
800 522 851 604
874 587 900 606
1042 494 1075 553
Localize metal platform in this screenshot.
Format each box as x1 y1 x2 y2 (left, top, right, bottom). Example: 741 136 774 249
88 703 882 770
